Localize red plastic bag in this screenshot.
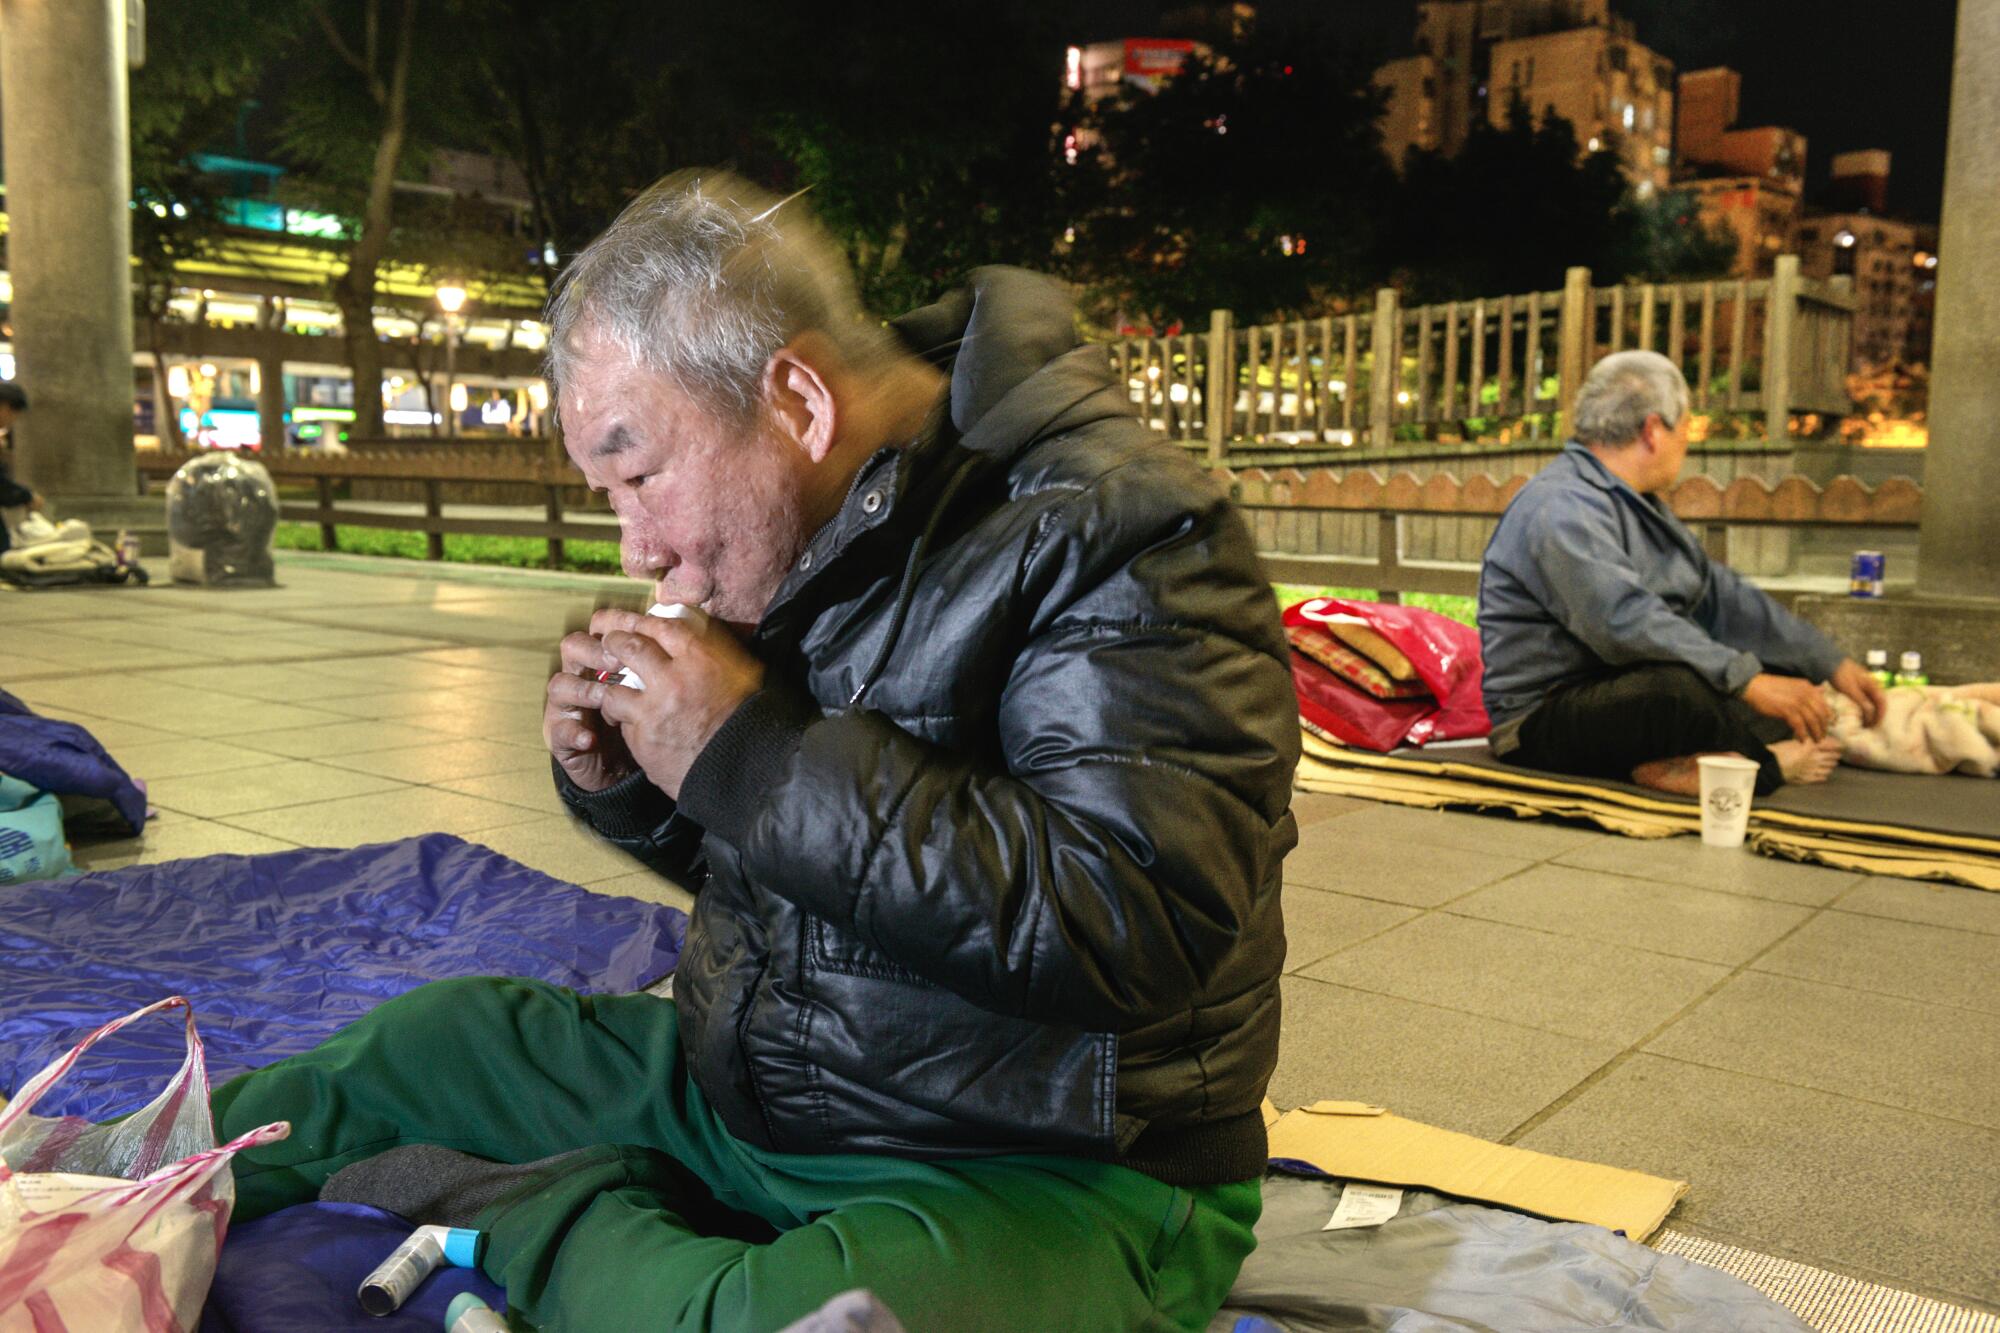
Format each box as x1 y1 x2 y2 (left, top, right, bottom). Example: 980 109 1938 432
0 997 289 1332
1283 597 1490 750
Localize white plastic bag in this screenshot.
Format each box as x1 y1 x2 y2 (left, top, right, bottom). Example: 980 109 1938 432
0 997 289 1332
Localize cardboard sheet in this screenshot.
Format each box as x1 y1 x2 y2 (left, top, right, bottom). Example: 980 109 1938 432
1268 1100 1688 1243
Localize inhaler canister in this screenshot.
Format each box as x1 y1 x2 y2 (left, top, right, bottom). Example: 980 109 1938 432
356 1224 482 1315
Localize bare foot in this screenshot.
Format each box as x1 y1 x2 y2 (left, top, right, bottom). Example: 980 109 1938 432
1631 754 1703 796
1771 737 1842 784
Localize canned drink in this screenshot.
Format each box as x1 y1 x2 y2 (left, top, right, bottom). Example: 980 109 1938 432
1850 550 1885 598
115 530 141 568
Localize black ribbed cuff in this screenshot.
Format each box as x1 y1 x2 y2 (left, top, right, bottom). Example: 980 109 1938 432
554 759 678 840
1114 1109 1270 1186
676 685 820 845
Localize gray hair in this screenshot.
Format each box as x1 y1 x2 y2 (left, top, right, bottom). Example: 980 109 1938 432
1571 350 1690 447
545 169 897 421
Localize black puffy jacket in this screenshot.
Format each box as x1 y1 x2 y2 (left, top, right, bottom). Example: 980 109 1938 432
563 268 1300 1185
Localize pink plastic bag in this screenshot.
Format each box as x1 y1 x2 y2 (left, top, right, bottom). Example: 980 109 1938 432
0 997 288 1332
1284 597 1491 750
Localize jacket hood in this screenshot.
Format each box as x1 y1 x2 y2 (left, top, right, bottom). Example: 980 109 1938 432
891 267 1135 461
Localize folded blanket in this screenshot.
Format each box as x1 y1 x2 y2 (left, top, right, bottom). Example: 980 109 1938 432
1832 684 2000 778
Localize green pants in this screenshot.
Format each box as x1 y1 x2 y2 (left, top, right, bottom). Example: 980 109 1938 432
213 977 1260 1332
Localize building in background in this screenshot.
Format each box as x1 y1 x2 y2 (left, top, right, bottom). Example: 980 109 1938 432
1374 0 1672 192
1797 203 1937 369
1672 67 1807 278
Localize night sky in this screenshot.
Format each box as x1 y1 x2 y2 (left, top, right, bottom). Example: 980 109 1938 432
1077 0 1960 221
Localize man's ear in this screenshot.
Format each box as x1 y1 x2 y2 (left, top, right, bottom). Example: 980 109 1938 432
762 338 840 463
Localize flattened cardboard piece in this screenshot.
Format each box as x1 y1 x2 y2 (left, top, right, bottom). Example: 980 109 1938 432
1268 1100 1688 1243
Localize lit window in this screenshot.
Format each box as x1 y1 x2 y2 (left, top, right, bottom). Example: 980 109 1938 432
1623 103 1636 130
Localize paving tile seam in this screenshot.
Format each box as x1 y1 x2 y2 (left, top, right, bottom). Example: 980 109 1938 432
1285 973 1620 1048
1494 900 1834 1147
146 775 419 820
1823 901 2000 940
1429 903 1782 969
1661 1219 2000 1317
1630 1049 2000 1138
1546 853 1861 907
1737 961 2000 1019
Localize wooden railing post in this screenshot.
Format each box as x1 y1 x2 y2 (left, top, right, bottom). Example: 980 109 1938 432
1556 266 1593 438
1763 255 1800 443
1369 287 1400 449
545 484 566 568
1204 309 1233 468
1375 511 1402 604
316 475 336 551
423 479 445 561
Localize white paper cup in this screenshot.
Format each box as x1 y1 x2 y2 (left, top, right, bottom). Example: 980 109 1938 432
1696 754 1760 848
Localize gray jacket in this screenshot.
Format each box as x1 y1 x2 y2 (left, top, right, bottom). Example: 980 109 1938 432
1479 442 1843 726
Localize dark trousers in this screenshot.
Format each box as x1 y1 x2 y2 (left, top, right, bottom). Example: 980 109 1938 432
1509 663 1794 795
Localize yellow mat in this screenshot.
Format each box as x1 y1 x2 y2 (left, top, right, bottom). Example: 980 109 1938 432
1298 730 2000 891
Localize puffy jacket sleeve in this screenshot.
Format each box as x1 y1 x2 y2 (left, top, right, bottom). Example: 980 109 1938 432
678 467 1300 1032
1698 559 1846 682
556 762 711 891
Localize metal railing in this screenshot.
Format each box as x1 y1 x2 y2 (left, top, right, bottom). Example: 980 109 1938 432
1104 256 1858 467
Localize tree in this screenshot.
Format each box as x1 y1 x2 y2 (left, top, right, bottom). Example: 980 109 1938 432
1610 188 1739 283
269 0 426 440
1064 19 1395 328
1387 100 1632 303
128 0 292 448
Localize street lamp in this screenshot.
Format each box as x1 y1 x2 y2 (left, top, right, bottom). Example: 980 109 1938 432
435 283 467 437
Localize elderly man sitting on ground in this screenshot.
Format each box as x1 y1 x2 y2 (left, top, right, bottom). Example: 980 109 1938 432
1479 349 1887 798
209 171 1300 1332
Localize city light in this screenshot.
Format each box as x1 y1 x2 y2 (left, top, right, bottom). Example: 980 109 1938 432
1835 229 1857 248
1065 46 1082 91
435 283 467 314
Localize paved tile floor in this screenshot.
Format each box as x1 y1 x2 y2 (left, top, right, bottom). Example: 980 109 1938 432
7 552 1996 1314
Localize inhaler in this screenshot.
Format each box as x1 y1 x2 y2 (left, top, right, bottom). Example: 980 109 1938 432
597 602 711 690
355 1224 482 1315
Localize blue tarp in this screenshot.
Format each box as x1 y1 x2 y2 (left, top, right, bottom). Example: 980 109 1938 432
198 1202 507 1333
0 833 686 1117
0 685 147 836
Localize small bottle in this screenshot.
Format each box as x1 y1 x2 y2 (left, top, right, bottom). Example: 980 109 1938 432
1894 651 1929 688
1865 648 1893 687
446 1292 509 1333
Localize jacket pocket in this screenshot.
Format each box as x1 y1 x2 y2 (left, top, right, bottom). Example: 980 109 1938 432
807 917 939 986
799 919 1119 1154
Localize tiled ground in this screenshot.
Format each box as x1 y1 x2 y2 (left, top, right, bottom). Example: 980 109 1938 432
7 552 1996 1314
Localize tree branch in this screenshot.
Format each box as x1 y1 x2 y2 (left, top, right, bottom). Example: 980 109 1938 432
308 1 385 103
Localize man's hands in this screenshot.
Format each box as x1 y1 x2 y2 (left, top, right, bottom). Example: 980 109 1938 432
544 608 765 800
1742 671 1835 741
1829 657 1889 727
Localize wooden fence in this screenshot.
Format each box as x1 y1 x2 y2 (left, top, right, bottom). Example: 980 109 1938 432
1106 256 1857 466
136 448 614 567
1224 466 1919 599
134 447 1916 603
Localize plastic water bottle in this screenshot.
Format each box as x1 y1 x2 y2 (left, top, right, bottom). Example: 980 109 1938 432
1893 651 1929 688
1865 648 1893 687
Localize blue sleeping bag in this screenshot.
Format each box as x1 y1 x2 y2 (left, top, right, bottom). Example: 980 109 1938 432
0 833 685 1117
0 685 148 838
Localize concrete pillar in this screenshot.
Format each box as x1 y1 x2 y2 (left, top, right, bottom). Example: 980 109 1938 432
1920 0 2000 601
0 0 138 499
